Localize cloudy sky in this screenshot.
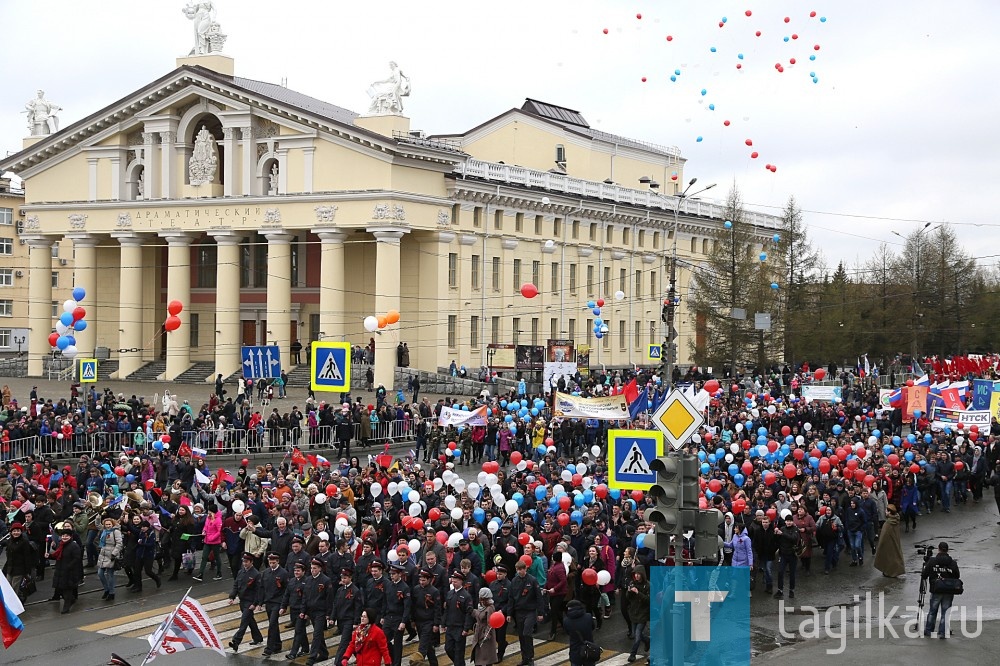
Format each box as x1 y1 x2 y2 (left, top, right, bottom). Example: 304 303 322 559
2 0 996 270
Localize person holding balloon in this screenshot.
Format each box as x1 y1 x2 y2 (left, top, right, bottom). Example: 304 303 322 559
470 587 499 666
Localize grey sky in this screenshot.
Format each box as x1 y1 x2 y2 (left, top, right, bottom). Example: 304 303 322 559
2 0 996 270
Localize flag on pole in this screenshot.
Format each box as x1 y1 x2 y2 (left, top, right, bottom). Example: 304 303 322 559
143 589 225 664
0 574 24 649
194 468 211 485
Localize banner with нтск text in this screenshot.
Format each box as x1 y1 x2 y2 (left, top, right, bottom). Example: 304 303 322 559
930 406 992 432
553 392 631 420
437 405 488 428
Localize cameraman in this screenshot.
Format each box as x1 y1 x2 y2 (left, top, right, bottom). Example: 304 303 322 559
921 541 961 638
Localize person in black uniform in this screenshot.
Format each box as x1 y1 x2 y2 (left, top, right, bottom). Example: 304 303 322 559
384 563 412 666
301 558 332 666
280 561 309 660
488 565 513 661
441 571 474 666
365 559 389 618
922 541 962 638
256 552 289 657
332 567 364 666
229 552 263 651
410 569 442 666
510 559 543 666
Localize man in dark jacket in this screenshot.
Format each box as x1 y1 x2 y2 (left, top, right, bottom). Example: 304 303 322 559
747 511 776 593
921 541 961 638
772 511 801 599
488 565 513 660
229 552 263 651
256 552 289 657
510 560 543 666
562 599 597 666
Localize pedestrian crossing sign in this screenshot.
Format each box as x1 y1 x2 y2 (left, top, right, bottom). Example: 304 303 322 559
311 341 351 392
607 429 664 490
79 358 98 383
646 344 662 363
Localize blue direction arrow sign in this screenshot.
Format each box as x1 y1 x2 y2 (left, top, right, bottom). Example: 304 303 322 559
241 345 282 379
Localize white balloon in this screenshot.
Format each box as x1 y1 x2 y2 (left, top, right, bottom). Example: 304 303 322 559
487 521 500 534
398 483 411 497
408 539 421 554
408 503 422 517
581 477 592 489
614 290 625 300
467 482 480 497
575 463 587 474
387 549 400 563
504 499 518 516
231 500 245 514
544 239 555 248
315 493 327 504
442 471 454 485
55 322 69 335
591 445 601 457
751 408 760 418
803 422 813 431
433 478 443 492
735 423 744 433
724 453 734 463
477 472 488 485
956 435 965 445
335 517 348 529
363 315 379 333
317 531 329 542
62 345 78 359
691 434 702 444
371 482 383 497
63 299 76 313
444 495 457 510
561 552 572 565
492 492 506 505
767 405 777 415
553 484 565 496
448 532 463 548
453 479 466 493
596 570 612 586
388 482 399 496
730 443 739 454
485 474 498 488
561 470 572 482
408 490 420 503
450 507 464 520
795 435 805 446
868 436 877 446
516 460 527 471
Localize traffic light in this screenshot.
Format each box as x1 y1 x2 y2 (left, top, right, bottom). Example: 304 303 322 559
694 508 725 559
644 455 700 558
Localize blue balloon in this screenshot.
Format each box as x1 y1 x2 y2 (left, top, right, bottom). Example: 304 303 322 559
783 36 790 42
832 425 842 436
701 462 710 475
65 335 76 346
710 46 717 52
513 492 524 507
707 454 717 465
756 435 767 446
520 399 528 408
757 427 767 437
593 308 601 315
708 103 716 111
784 435 793 445
734 474 745 487
919 460 927 467
462 404 469 411
671 75 678 83
746 421 754 430
594 332 603 339
504 414 513 423
913 410 922 419
500 400 508 408
892 436 901 446
56 335 70 350
883 445 893 455
771 283 779 290
594 318 604 327
716 448 725 458
810 54 817 61
586 301 596 309
530 408 539 416
574 494 585 508
820 16 827 23
924 434 932 444
583 490 594 504
696 135 702 142
748 447 757 458
487 408 493 416
72 286 86 301
701 88 708 96
609 489 621 500
698 450 707 462
728 464 739 477
125 474 135 483
510 426 517 435
738 53 744 60
473 507 486 523
537 444 546 454
59 312 74 327
705 490 715 499
904 451 915 462
636 533 646 549
570 510 583 525
724 221 733 229
760 252 768 262
809 457 820 469
452 449 461 458
721 17 727 23
674 69 681 75
153 440 164 451
535 486 547 501
907 434 916 444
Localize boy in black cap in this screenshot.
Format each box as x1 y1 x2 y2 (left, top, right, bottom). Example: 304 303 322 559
442 571 473 666
257 552 289 657
385 563 412 666
488 565 512 660
365 559 389 618
302 558 331 665
332 567 363 666
280 561 308 660
228 552 263 651
410 569 442 666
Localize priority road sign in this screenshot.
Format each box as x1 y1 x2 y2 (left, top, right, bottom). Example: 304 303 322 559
651 389 705 451
79 358 98 383
242 345 282 379
311 341 351 392
607 429 664 490
646 344 662 363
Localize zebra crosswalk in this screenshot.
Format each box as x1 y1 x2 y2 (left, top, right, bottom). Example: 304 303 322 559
79 593 631 666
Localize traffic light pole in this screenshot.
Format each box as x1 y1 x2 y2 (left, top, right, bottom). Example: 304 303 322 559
671 453 685 666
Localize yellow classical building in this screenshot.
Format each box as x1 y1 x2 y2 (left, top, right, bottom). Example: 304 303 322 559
0 52 781 387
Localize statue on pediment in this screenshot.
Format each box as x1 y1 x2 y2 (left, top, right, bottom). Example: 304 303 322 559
23 90 61 136
367 61 411 115
188 125 219 186
183 1 227 55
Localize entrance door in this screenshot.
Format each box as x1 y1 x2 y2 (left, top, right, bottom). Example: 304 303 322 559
289 321 297 348
242 320 256 346
260 320 267 345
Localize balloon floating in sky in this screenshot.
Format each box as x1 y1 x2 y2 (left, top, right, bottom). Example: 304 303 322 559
696 136 703 142
773 234 781 243
641 77 647 82
710 46 717 52
708 103 715 110
666 35 673 41
745 10 752 17
745 139 753 146
520 283 538 299
723 120 731 126
760 253 767 262
750 151 758 158
602 28 608 34
810 11 817 17
724 220 733 229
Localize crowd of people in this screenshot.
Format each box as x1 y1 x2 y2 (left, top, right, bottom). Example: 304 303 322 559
1 361 998 663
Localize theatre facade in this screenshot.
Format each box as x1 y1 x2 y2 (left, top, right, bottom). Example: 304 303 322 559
1 53 781 388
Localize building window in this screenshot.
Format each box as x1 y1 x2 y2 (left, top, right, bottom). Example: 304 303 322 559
196 242 217 288
0 299 12 316
553 218 562 237
0 329 9 348
491 316 500 344
531 318 539 345
189 313 200 348
653 231 661 249
589 223 596 241
572 220 580 239
606 226 613 243
471 255 480 290
253 243 268 287
0 269 12 287
604 324 610 349
619 321 626 350
448 253 458 288
568 318 576 342
240 242 251 287
447 315 457 348
619 268 626 293
651 271 657 297
623 227 631 245
512 317 520 346
638 230 645 247
634 320 641 350
492 256 501 291
513 259 521 291
569 264 577 294
310 313 320 342
690 236 698 253
555 144 566 163
551 262 559 293
290 240 300 288
471 315 479 348
451 204 460 226
703 239 710 254
51 301 59 317
532 261 540 288
586 318 592 337
494 210 503 230
603 267 611 294
551 317 558 340
635 270 642 298
473 207 482 228
0 238 12 255
51 271 58 288
587 265 595 297
534 215 542 235
515 213 524 232
51 241 60 258
0 208 12 225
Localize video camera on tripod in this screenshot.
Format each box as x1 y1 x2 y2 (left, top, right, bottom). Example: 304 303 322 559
916 544 934 608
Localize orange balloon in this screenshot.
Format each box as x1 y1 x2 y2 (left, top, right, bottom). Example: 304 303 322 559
386 309 400 325
377 315 388 329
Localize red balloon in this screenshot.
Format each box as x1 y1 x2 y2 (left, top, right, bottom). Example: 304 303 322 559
854 468 866 482
241 458 249 467
518 532 531 546
402 516 412 529
856 447 867 459
557 512 570 526
436 531 448 545
846 459 858 471
520 283 539 299
750 151 759 159
164 315 182 332
428 507 441 521
767 440 779 453
48 332 59 347
906 379 914 387
411 518 424 531
703 432 713 443
732 499 746 514
762 471 775 485
814 368 827 380
595 484 609 499
526 461 534 471
596 299 605 307
783 463 797 479
954 460 965 472
631 489 645 503
746 10 752 16
863 474 876 488
114 467 125 476
784 16 791 23
818 459 831 474
326 484 337 496
741 461 753 476
910 463 921 474
571 473 583 487
581 568 598 586
488 611 506 629
755 30 762 37
448 441 457 450
724 120 731 126
704 379 720 393
72 306 86 321
559 496 572 510
161 435 171 443
483 570 497 584
766 508 777 521
970 432 979 442
887 454 899 467
781 425 791 437
510 451 523 465
810 448 822 459
167 300 184 316
742 439 751 450
793 448 805 461
970 425 980 433
708 479 723 493
519 555 533 568
545 437 555 447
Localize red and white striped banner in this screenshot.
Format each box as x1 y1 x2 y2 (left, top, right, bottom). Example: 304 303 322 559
143 590 225 663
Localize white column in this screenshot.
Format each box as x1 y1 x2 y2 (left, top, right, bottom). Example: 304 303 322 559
369 227 408 389
64 233 99 357
302 147 315 194
223 127 236 197
161 232 196 380
262 230 295 370
87 158 98 201
241 126 254 196
210 231 242 379
113 233 146 378
313 229 347 345
419 231 455 374
160 131 176 199
110 156 121 200
25 237 54 377
142 131 158 199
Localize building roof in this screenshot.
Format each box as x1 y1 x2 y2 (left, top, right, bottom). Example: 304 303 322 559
521 99 589 128
232 76 359 127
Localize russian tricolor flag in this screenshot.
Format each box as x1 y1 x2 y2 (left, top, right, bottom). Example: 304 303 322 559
0 574 24 648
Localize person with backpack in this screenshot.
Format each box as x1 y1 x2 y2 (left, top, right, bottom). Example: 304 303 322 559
563 599 599 666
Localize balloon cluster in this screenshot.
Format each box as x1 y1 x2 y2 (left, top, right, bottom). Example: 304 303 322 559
586 298 610 340
164 300 184 332
48 286 89 360
363 309 400 333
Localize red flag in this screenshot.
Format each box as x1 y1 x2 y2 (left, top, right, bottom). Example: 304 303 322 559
291 447 308 470
623 379 639 406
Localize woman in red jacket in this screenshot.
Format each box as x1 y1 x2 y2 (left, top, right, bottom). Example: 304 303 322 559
341 610 391 666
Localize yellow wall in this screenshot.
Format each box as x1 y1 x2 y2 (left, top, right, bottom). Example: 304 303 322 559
25 155 88 204
311 141 391 192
